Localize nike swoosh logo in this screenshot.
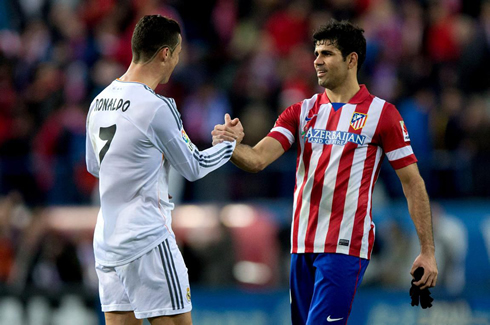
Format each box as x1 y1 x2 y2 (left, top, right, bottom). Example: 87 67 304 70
327 315 344 322
305 114 318 121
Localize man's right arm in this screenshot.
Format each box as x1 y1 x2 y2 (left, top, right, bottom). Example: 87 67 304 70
85 108 100 178
212 115 286 173
230 137 285 173
151 103 236 182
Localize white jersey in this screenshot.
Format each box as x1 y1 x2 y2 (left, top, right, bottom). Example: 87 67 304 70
86 79 235 266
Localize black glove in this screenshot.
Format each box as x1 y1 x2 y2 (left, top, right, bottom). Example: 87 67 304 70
409 267 434 309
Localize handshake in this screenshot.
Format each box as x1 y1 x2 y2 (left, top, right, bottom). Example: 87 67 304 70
211 113 244 146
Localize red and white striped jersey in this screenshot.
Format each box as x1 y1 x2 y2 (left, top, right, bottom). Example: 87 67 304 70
268 85 417 259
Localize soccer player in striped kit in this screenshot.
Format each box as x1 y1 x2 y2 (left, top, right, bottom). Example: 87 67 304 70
213 19 438 324
86 15 240 325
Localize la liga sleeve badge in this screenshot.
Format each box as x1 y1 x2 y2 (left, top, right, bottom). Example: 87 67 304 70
400 121 410 142
181 129 195 152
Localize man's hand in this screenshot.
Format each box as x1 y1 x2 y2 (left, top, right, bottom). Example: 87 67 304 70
212 113 244 146
410 251 438 290
410 267 434 308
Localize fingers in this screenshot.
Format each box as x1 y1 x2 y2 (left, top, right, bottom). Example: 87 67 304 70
211 126 224 136
416 271 437 290
411 265 437 289
214 114 244 144
414 274 429 289
224 113 241 127
212 138 223 146
230 117 239 126
212 127 239 145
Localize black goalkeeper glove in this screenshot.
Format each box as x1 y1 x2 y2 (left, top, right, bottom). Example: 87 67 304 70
410 267 434 309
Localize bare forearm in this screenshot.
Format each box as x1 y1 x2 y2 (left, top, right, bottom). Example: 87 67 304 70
403 177 435 253
396 164 438 288
230 137 285 173
231 144 266 173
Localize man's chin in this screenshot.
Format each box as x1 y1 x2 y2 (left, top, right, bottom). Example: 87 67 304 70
318 80 329 89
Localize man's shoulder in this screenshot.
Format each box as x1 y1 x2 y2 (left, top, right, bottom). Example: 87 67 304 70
360 91 397 114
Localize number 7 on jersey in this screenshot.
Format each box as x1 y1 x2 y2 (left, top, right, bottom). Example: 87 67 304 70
99 125 117 163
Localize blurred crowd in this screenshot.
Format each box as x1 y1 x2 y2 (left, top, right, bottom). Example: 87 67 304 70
0 0 489 299
0 0 490 207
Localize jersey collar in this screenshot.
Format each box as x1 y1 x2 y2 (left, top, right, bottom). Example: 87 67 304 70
321 84 371 105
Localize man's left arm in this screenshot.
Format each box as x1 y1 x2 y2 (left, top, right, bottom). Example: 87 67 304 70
396 163 438 289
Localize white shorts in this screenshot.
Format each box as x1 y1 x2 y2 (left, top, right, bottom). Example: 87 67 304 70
95 236 192 319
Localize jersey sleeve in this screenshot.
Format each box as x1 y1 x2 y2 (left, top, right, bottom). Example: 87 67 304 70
377 103 418 170
85 106 100 178
149 99 235 182
267 102 301 151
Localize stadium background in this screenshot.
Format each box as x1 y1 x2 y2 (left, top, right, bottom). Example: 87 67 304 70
0 0 489 324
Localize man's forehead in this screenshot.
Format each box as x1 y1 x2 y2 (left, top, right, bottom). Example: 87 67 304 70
314 40 339 51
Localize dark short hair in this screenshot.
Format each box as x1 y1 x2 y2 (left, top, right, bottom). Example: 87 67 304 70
313 19 366 72
131 15 181 63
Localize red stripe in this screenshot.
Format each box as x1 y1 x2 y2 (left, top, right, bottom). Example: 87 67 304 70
389 155 418 170
367 158 383 259
345 258 363 324
267 131 291 151
291 103 320 252
348 145 378 256
323 142 357 252
304 106 341 252
324 101 371 252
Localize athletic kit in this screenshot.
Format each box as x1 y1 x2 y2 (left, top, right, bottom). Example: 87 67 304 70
268 85 417 324
86 79 235 318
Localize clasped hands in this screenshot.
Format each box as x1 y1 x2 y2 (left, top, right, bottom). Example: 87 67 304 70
211 113 244 146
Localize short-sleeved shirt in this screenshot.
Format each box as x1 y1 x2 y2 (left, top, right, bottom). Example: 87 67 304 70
86 80 235 266
268 85 416 259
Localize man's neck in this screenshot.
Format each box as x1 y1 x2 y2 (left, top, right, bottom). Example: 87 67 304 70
119 62 162 90
325 79 360 103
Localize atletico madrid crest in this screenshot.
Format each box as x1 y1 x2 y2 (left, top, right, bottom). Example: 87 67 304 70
350 112 367 130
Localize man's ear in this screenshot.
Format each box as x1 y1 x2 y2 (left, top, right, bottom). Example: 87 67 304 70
159 47 171 62
347 52 358 70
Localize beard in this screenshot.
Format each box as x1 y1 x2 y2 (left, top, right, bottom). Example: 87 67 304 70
317 71 347 90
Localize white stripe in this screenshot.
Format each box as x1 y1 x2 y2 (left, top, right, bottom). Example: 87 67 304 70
359 146 383 258
270 126 295 145
386 145 414 161
313 103 355 250
336 98 384 254
291 95 317 253
296 103 331 252
352 98 384 258
335 146 367 255
362 97 385 143
291 159 305 252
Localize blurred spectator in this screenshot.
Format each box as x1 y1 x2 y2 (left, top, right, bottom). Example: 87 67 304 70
264 0 310 57
461 95 490 196
455 14 490 93
181 83 232 148
33 104 92 205
0 109 42 206
398 88 436 193
3 0 490 203
364 203 468 297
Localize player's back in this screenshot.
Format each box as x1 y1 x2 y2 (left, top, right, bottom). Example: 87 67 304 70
86 80 173 266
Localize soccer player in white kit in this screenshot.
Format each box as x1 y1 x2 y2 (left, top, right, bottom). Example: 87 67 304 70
213 20 438 324
85 15 241 325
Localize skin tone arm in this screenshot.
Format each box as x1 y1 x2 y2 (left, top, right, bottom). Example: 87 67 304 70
211 114 285 172
396 163 438 290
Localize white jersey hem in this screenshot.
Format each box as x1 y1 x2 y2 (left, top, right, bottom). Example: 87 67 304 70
135 305 192 319
95 233 171 267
